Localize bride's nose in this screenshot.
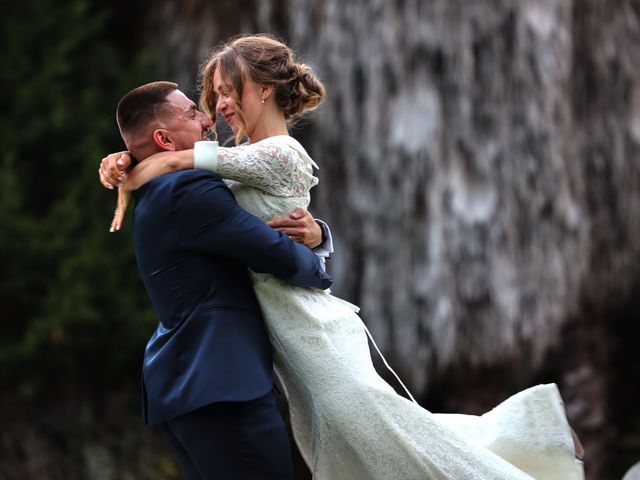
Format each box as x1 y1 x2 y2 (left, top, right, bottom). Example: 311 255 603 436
216 95 226 113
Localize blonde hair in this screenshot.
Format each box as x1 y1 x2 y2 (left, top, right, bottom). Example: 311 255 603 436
199 34 325 144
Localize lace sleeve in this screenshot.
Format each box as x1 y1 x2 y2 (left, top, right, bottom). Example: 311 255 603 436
214 139 318 197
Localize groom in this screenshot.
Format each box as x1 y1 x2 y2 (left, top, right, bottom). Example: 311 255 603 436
113 81 332 479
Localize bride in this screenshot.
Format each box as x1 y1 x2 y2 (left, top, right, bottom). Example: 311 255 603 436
100 34 584 480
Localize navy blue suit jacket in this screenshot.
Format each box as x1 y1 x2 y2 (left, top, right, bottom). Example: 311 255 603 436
133 169 332 426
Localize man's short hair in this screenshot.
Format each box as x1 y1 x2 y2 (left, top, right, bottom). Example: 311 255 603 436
116 81 178 138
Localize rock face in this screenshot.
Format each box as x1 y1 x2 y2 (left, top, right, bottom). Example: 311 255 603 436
297 0 584 385
142 1 640 478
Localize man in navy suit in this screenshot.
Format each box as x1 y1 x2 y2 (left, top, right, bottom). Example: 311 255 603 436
114 81 332 479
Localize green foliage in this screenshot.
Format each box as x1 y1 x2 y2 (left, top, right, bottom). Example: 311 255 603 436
0 0 161 397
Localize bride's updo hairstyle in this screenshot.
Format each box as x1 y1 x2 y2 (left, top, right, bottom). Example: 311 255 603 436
199 34 325 144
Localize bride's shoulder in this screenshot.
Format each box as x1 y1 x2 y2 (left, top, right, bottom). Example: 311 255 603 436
255 135 298 149
258 135 318 169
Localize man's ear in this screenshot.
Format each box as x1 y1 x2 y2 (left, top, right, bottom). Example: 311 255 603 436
152 129 177 151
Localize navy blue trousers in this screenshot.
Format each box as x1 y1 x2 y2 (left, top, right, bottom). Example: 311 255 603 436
158 392 293 480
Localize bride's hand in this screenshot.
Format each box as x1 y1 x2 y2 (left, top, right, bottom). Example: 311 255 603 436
106 149 196 232
110 187 132 233
99 151 133 189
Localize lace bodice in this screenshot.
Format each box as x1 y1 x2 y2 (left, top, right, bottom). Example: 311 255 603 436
213 135 319 221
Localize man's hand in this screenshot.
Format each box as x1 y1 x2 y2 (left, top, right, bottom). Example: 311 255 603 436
99 151 133 189
267 208 323 249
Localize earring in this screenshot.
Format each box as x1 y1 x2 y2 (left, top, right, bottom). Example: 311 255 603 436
261 98 265 104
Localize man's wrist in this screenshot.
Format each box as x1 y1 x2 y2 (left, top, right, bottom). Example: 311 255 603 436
313 219 333 257
316 220 329 245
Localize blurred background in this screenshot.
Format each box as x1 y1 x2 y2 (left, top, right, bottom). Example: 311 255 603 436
2 0 639 479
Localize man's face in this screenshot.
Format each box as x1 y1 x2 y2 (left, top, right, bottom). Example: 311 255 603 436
163 90 214 150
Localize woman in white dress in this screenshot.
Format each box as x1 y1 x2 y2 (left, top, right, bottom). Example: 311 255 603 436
100 34 584 480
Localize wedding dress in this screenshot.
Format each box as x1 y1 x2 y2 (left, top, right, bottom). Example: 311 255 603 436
201 135 584 480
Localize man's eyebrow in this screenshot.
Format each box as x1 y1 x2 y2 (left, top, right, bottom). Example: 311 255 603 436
182 103 197 115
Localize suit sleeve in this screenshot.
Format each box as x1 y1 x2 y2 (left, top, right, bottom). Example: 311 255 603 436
172 171 332 290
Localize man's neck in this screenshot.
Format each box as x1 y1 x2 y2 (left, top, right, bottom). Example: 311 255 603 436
124 132 163 162
128 143 168 164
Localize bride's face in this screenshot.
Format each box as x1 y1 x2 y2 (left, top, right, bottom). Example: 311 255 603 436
213 67 264 141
